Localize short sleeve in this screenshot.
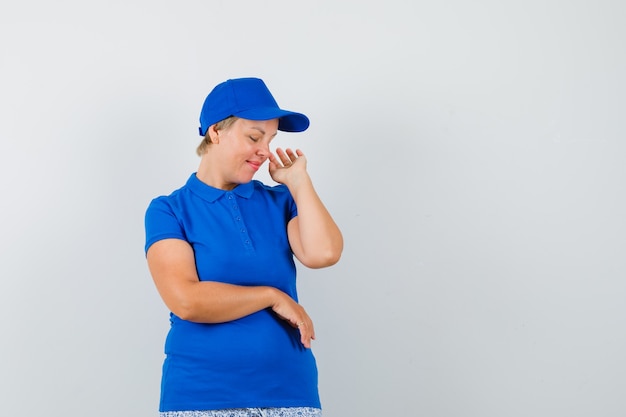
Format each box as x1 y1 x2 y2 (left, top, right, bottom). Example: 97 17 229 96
144 197 187 253
285 186 298 221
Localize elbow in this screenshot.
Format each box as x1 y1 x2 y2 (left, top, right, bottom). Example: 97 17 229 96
168 297 203 322
301 242 343 269
324 245 343 267
307 253 341 269
169 302 194 322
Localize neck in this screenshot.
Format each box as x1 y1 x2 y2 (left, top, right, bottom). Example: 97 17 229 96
196 154 236 191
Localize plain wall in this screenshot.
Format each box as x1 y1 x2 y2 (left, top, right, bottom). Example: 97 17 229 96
1 1 625 416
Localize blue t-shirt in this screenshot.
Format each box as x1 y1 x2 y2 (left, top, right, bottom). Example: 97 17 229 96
145 173 320 412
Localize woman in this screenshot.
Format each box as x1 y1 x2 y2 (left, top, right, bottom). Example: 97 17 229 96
144 77 343 417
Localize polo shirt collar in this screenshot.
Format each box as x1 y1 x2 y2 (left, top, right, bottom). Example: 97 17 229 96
186 173 254 203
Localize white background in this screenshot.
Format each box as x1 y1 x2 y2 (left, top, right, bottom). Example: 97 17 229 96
1 1 625 416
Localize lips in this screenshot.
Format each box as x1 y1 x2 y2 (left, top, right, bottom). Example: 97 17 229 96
246 160 262 171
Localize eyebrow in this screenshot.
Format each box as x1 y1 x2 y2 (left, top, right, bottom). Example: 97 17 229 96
250 127 278 138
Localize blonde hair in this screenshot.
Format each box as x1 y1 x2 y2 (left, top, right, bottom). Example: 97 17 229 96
196 116 239 156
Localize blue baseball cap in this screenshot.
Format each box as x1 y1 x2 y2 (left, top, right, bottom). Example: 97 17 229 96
198 77 310 136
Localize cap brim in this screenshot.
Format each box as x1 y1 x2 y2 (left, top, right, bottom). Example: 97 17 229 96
235 107 310 133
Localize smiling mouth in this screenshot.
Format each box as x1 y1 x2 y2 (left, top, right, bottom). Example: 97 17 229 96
247 161 262 170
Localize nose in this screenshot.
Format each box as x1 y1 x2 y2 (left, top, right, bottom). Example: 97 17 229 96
256 142 270 158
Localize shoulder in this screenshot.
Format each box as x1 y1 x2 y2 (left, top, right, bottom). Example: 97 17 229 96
251 180 290 194
146 190 179 215
248 181 297 218
146 179 195 211
249 180 293 203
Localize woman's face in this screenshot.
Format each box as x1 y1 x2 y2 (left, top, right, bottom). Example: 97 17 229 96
214 117 279 188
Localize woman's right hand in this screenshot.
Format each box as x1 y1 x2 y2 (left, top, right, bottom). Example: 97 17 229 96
270 289 316 349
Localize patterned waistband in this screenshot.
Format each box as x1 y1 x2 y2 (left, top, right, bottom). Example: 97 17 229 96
160 407 322 417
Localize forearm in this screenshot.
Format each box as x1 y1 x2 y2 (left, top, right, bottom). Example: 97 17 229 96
171 281 281 323
287 174 343 267
147 239 299 325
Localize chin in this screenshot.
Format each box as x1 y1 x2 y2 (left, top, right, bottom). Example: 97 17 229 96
238 174 255 184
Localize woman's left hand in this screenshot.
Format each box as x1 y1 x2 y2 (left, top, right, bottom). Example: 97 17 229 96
268 148 307 186
270 288 316 348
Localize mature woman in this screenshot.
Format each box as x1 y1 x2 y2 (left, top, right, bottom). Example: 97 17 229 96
144 77 343 417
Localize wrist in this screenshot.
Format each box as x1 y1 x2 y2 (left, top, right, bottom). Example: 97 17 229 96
264 286 282 308
285 172 312 197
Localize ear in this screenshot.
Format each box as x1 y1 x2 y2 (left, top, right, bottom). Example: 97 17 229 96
208 124 220 144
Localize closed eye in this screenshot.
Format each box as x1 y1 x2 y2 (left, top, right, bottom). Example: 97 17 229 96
249 136 260 142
